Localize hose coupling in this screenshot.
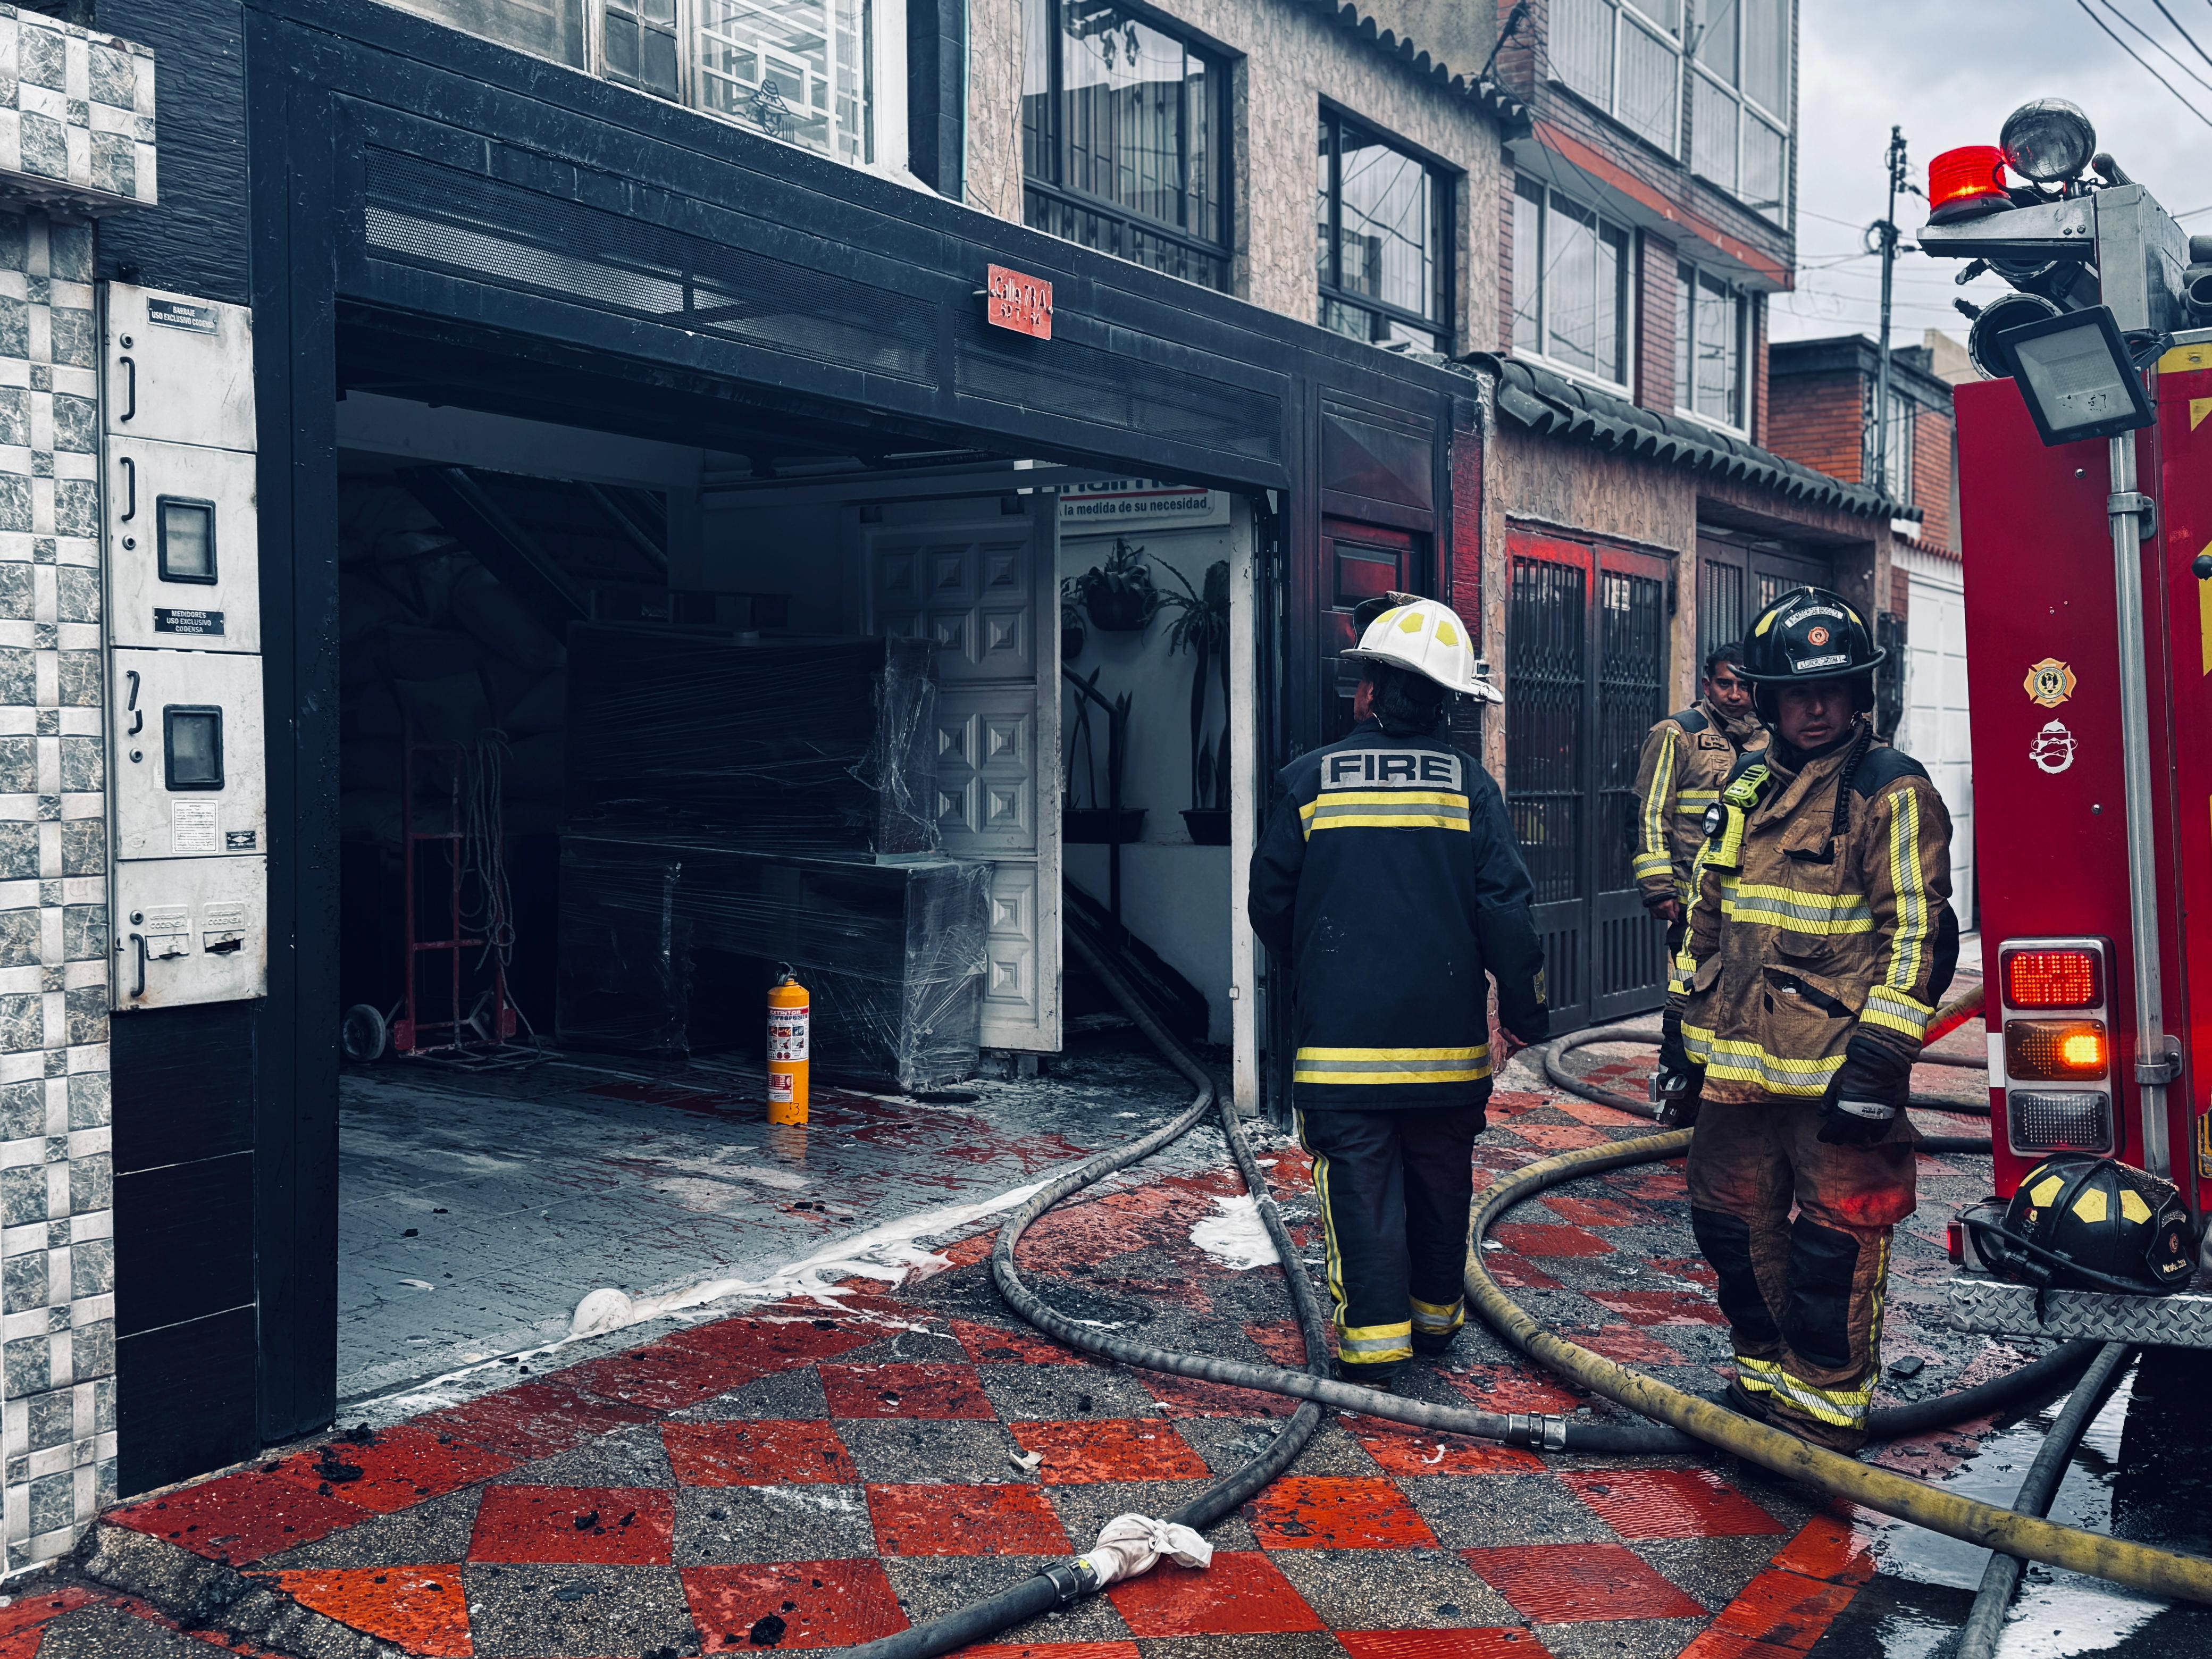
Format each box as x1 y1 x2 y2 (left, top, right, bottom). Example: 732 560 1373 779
1503 1412 1569 1450
1041 1559 1097 1604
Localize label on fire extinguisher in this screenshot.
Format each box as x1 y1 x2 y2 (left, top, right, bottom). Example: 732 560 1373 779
768 1007 809 1063
768 1068 797 1105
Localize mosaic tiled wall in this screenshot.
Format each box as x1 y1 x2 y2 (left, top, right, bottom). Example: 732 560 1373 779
0 205 113 1574
0 6 156 215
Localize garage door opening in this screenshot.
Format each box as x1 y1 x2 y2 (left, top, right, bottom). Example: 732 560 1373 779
326 382 1254 1407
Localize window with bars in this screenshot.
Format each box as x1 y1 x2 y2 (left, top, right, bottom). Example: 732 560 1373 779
1513 180 1633 388
1021 0 1230 291
1551 0 1684 155
1316 111 1449 354
374 0 877 167
1690 0 1791 219
1698 557 1744 664
1675 263 1749 430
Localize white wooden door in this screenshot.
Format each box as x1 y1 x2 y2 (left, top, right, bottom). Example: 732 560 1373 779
852 495 1061 1051
1899 546 1974 923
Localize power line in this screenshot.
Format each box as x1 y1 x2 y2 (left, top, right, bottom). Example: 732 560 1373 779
2093 0 2212 96
2073 0 2212 123
2149 0 2212 72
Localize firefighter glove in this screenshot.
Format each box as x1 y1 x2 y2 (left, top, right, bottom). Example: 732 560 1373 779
1818 1028 1913 1146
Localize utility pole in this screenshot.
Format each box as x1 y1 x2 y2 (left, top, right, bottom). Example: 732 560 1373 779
1871 125 1909 498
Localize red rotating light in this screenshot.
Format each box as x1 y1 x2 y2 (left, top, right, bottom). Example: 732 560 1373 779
2002 948 2102 1011
1928 145 2010 222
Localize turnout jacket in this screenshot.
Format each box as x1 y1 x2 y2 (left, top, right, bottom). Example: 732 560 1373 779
1631 699 1768 908
1249 720 1547 1110
1672 730 1958 1104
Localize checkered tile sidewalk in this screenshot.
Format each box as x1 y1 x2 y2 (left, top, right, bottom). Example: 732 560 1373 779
68 1080 2000 1657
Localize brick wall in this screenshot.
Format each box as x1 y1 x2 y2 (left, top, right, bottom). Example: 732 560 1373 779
1765 371 1865 484
1913 405 1956 550
1637 231 1677 411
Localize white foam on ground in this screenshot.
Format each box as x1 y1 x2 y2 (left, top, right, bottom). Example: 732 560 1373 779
1189 1195 1279 1270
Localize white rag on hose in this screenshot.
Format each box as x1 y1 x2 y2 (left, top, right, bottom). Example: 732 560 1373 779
1074 1513 1213 1588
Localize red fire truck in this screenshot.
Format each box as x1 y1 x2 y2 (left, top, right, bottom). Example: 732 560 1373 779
1923 100 2212 1342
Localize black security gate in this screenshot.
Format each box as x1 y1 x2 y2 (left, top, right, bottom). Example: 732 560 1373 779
1505 531 1671 1031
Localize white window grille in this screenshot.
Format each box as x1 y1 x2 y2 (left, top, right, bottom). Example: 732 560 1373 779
1514 180 1633 388
1552 0 1683 154
1675 263 1749 429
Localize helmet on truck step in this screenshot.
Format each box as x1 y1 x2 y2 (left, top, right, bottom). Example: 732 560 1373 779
1966 1153 2199 1304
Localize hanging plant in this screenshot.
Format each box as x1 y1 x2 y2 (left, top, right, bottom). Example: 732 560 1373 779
1070 538 1159 633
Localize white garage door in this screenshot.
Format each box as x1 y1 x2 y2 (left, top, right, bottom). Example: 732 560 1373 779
1897 546 1974 926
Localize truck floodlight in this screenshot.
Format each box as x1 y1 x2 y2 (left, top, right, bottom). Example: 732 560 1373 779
1995 305 2156 445
2001 97 2098 185
1928 144 2011 223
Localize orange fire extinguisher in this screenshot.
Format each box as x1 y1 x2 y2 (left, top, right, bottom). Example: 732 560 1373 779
767 968 810 1125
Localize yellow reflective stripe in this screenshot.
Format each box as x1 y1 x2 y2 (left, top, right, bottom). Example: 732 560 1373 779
1885 787 1931 992
1678 788 1720 807
1698 1037 1847 1096
1339 1320 1414 1361
1308 813 1471 832
1731 884 1872 913
1299 1110 1350 1335
1296 1046 1494 1082
1411 1295 1464 1333
1299 1046 1489 1061
1295 1068 1492 1085
1721 884 1876 934
1641 728 1678 872
1633 851 1676 879
1307 791 1469 809
1739 1354 1873 1427
1859 985 1934 1042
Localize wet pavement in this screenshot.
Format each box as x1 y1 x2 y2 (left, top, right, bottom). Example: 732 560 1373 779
14 1018 2208 1658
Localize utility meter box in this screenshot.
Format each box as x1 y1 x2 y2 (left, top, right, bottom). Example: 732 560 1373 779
104 284 266 1011
113 856 268 1010
103 284 256 453
107 437 259 652
111 647 266 861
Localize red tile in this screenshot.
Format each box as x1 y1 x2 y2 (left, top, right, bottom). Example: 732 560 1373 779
1583 1291 1727 1327
1142 1373 1304 1420
867 1483 1072 1556
1338 1633 1554 1659
819 1362 995 1420
950 1319 1087 1367
1478 1253 1564 1292
108 1471 367 1566
1545 1196 1643 1228
1106 1551 1326 1637
1649 1256 1721 1289
1676 1632 1816 1659
1349 1421 1544 1477
420 1378 655 1461
663 1421 855 1487
1446 1365 1585 1416
682 1560 908 1649
1242 1321 1313 1369
1769 1514 1879 1586
1561 1469 1786 1539
467 1485 675 1565
1007 1420 1209 1484
1490 1224 1612 1258
1704 1569 1857 1651
937 1232 996 1270
564 1338 758 1414
951 1646 1142 1658
1513 1123 1612 1152
672 1313 877 1373
1245 1476 1437 1550
1464 1544 1706 1623
265 1424 514 1516
270 1568 471 1657
1573 1327 1687 1367
0 1586 103 1658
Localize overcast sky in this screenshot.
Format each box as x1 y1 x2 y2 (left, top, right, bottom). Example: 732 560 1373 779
1776 0 2212 347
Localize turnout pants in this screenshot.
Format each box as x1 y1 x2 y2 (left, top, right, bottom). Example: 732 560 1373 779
1296 1104 1487 1370
1687 1095 1918 1451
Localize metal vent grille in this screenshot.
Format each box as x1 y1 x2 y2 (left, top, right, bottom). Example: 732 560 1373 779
363 147 938 384
952 320 1281 464
2008 1090 2114 1155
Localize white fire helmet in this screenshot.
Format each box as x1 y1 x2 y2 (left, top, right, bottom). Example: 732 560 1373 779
1343 597 1502 703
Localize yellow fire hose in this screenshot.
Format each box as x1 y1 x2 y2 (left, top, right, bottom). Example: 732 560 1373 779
1463 1128 2212 1605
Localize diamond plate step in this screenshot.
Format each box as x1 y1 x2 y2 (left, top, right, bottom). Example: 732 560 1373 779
1947 1270 2212 1347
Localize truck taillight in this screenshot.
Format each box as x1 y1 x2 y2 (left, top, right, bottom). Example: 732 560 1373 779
2001 947 2102 1010
2005 1019 2109 1079
1996 936 2116 1157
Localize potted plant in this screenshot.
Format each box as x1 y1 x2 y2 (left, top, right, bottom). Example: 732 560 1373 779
1060 575 1086 664
1157 558 1232 846
1062 666 1144 845
1069 538 1158 633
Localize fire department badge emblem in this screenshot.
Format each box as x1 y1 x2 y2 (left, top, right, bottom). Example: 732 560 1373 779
2030 719 2077 775
1806 625 1831 647
2024 658 2076 708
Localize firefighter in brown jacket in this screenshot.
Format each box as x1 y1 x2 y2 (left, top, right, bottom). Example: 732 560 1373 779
1630 643 1766 932
1655 588 1957 1451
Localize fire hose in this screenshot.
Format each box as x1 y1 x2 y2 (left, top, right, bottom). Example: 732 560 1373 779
844 947 2212 1657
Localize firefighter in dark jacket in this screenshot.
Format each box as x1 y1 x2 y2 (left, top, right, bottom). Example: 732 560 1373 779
1657 587 1957 1450
1249 597 1548 1390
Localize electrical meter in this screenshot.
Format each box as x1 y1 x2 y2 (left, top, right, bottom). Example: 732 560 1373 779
104 286 265 1010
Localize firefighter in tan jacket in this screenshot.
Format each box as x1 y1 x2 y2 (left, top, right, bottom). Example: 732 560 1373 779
1655 588 1957 1451
1630 643 1767 929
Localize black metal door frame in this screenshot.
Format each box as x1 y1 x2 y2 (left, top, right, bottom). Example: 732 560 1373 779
1505 529 1671 1032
